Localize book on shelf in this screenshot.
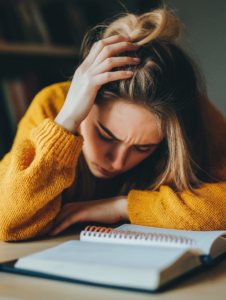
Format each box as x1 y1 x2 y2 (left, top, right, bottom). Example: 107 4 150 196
28 0 52 45
65 1 89 46
0 115 7 159
9 80 29 123
0 2 27 43
0 0 90 47
0 1 52 45
0 18 6 44
0 74 39 141
0 79 18 138
2 224 226 292
39 1 78 46
15 1 45 44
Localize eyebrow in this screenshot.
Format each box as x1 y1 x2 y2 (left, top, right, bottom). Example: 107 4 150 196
97 121 159 147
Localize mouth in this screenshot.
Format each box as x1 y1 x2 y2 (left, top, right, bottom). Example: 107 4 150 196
96 165 118 177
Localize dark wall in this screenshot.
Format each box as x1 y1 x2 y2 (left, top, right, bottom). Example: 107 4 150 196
165 0 226 116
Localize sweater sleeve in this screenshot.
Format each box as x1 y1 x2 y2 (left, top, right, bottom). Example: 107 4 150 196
128 100 226 231
0 82 84 241
127 183 226 231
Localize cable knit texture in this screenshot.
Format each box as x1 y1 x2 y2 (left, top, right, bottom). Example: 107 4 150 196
0 81 226 241
0 82 83 241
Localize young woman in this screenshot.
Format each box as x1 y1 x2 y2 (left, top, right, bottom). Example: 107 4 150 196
1 8 226 242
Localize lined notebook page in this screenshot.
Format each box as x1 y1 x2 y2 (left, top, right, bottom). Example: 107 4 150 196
80 224 226 254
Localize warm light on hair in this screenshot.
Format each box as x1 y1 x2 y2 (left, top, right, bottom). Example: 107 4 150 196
73 6 215 201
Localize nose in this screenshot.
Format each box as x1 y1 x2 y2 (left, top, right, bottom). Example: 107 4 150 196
106 145 127 171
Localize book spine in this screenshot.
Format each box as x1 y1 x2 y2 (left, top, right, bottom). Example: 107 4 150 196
0 21 6 44
0 79 17 139
9 80 28 123
15 1 43 44
65 2 89 46
0 127 6 160
8 80 22 124
28 1 52 45
0 3 25 43
40 1 74 46
199 255 213 265
22 73 39 107
0 81 12 154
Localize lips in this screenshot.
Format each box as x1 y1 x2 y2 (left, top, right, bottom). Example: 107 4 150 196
96 165 118 177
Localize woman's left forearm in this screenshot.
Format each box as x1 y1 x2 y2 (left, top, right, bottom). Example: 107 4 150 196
50 195 129 236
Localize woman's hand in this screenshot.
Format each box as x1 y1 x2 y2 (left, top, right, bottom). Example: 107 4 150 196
54 35 140 134
49 196 129 236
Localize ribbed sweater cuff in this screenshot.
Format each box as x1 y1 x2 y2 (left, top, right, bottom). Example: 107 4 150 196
29 118 84 168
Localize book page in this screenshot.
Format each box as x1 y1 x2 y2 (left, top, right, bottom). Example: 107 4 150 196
15 240 187 271
15 240 190 290
116 224 226 254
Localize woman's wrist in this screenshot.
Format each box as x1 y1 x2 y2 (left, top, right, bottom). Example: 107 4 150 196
116 196 129 221
54 107 81 134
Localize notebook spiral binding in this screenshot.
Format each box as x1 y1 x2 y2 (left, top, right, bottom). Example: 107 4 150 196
83 226 196 246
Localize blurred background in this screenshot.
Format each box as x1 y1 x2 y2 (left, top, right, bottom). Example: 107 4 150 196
0 0 225 160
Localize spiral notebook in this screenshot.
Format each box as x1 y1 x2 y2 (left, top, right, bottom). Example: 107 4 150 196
14 224 226 292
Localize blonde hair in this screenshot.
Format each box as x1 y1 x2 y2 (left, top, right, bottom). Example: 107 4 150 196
103 8 180 44
70 6 215 202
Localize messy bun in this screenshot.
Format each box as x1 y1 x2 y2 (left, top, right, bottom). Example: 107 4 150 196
78 6 213 201
80 8 182 60
103 8 181 45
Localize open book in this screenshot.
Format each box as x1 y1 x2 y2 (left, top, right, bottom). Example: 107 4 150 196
14 224 226 291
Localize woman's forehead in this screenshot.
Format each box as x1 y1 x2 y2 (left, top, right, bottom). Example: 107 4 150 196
93 101 162 145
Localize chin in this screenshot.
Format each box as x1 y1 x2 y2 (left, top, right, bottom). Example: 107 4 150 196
90 168 115 179
89 163 119 179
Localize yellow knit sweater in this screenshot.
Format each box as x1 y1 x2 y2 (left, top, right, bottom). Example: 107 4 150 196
1 81 226 242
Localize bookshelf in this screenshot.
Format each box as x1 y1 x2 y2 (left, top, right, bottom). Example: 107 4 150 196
0 0 89 158
0 0 160 159
0 43 79 57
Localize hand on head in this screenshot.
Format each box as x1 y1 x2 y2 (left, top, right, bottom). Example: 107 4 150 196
54 35 140 134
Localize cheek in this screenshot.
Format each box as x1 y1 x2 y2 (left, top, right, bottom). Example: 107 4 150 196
126 154 146 169
82 125 109 162
125 147 157 170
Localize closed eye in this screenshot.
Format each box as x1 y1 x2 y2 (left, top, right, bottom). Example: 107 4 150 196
98 130 152 153
134 147 152 153
98 130 114 142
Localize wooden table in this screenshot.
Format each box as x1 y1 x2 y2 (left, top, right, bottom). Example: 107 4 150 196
1 228 226 300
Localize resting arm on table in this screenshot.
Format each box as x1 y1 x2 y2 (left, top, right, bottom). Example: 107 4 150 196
50 99 226 234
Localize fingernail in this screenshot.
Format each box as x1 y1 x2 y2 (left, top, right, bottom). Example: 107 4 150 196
133 43 139 48
126 71 133 76
132 58 140 62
